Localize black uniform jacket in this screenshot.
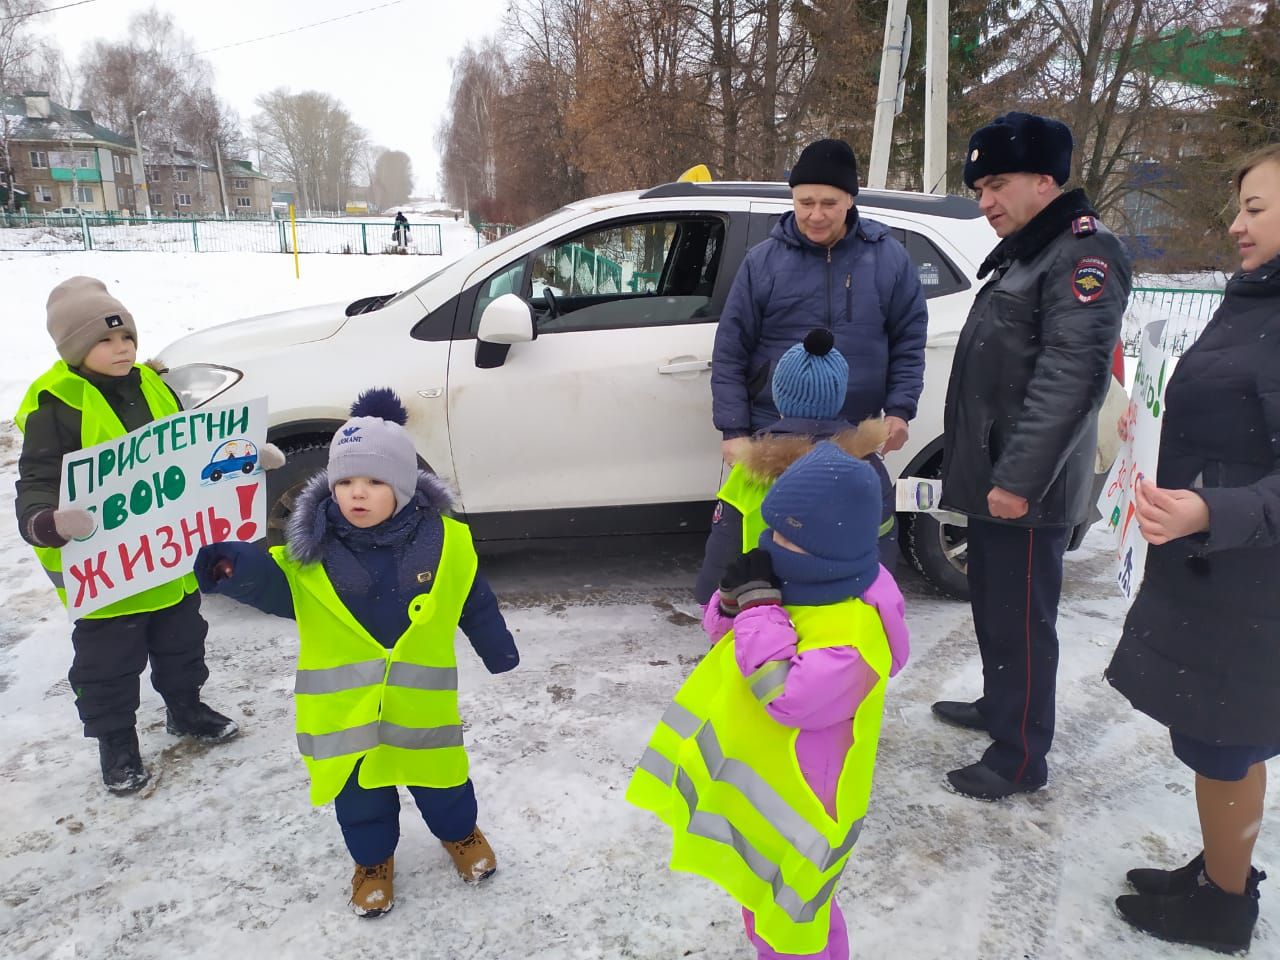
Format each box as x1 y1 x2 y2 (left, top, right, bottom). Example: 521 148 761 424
1107 256 1280 745
941 189 1132 527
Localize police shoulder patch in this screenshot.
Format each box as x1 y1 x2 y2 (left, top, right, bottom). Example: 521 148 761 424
1071 215 1098 236
1071 256 1109 303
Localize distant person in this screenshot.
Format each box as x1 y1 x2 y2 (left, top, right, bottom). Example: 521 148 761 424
392 211 410 249
1106 143 1280 955
711 137 928 569
195 388 518 918
933 112 1131 801
14 277 258 793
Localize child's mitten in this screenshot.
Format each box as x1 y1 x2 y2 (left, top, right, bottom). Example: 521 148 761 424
719 548 781 611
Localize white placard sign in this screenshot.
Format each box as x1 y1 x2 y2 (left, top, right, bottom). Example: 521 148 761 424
57 397 269 619
1097 321 1177 600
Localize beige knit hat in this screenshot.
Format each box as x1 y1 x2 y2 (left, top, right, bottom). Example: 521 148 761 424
46 276 137 367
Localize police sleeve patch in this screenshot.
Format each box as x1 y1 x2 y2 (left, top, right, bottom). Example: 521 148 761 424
1071 257 1108 303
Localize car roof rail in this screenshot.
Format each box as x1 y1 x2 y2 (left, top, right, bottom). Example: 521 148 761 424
638 180 983 219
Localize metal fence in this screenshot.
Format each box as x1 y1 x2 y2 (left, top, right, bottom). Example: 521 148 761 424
1122 286 1224 356
0 212 443 256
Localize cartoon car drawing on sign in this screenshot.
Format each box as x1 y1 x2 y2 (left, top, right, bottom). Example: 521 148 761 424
201 440 260 482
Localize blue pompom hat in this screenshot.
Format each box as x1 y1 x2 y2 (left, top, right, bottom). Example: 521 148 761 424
772 328 849 421
962 111 1073 189
328 387 418 515
760 441 881 604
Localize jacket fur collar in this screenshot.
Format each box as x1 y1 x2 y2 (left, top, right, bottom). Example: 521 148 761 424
737 418 888 484
285 469 456 564
978 188 1096 279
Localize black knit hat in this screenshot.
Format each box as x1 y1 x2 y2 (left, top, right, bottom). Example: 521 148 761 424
962 112 1073 189
788 138 860 196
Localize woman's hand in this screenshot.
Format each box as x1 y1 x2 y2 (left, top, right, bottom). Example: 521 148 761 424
1134 479 1210 545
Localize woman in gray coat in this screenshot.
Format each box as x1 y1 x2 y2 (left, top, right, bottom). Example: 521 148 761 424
1107 143 1280 954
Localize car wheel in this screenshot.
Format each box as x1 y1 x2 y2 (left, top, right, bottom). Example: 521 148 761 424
266 440 330 547
242 462 255 474
900 458 970 601
209 469 223 482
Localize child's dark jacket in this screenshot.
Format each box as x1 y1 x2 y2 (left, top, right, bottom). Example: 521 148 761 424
200 471 517 671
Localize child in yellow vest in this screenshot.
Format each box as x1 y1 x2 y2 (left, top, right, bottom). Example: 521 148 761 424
14 276 249 794
195 388 518 918
630 442 909 960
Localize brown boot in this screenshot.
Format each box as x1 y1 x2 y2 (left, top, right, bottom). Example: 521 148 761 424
349 856 394 917
441 827 496 883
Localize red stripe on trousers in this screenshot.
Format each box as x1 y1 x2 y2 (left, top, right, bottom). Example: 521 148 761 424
1015 529 1034 784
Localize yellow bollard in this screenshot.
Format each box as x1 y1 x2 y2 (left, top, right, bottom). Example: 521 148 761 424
289 204 300 279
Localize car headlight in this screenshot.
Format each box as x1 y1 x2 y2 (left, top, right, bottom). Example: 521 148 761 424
162 363 243 409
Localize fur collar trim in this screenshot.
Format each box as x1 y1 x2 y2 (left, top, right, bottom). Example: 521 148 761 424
285 469 456 564
737 418 888 483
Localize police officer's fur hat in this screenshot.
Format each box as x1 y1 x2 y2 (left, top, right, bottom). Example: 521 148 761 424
963 112 1073 189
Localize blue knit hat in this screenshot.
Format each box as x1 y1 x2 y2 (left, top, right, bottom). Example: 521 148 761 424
760 442 881 600
772 329 848 420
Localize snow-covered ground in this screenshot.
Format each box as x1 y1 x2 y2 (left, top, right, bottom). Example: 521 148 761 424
0 250 1275 959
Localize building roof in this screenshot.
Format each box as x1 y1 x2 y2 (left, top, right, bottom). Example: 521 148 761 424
1 94 132 148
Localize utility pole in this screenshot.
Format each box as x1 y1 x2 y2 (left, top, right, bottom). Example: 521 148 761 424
868 0 911 190
213 138 228 218
923 0 950 194
131 110 152 217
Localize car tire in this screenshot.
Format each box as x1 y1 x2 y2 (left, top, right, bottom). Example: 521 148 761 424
209 469 223 482
266 440 330 546
242 462 255 474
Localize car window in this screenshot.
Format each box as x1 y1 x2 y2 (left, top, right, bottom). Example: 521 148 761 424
526 216 726 334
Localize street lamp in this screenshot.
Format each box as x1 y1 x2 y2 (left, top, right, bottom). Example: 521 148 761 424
131 109 152 218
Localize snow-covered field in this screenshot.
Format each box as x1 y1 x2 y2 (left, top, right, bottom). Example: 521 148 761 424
0 249 1274 959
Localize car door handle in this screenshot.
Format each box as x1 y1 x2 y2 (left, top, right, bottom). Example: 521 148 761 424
658 359 712 375
926 331 960 349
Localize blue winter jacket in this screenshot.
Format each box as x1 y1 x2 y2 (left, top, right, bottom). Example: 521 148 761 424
711 211 929 437
195 471 518 674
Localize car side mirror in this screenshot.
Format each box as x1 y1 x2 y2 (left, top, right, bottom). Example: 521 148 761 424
477 293 534 344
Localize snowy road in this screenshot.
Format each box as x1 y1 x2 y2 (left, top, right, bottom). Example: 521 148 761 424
0 443 1275 958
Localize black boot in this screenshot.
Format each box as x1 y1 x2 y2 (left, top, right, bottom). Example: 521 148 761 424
1128 851 1266 897
931 700 987 732
1116 868 1263 954
165 696 239 742
98 729 150 794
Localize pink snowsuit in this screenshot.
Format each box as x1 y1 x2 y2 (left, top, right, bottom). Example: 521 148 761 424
701 565 910 960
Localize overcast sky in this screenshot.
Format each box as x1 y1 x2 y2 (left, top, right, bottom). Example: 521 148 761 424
34 0 512 195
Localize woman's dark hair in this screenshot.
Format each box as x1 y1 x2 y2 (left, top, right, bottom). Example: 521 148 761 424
1234 143 1280 193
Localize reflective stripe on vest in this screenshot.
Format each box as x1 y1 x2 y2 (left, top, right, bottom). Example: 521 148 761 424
627 599 891 955
14 361 197 619
271 515 478 806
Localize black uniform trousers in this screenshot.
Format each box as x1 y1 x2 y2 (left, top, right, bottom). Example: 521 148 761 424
68 590 210 738
968 518 1069 787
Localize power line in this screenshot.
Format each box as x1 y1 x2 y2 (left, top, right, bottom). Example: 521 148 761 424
172 0 404 62
0 0 99 20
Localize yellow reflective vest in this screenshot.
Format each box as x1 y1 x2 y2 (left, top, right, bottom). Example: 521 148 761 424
14 360 197 619
627 599 891 955
719 460 893 555
270 515 478 806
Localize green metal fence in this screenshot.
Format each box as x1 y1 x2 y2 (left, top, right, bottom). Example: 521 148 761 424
1122 286 1224 356
0 212 443 256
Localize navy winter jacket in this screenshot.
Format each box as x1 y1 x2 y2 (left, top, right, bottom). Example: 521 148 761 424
196 471 518 674
711 211 928 438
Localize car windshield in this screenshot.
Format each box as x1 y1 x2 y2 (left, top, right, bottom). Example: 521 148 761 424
384 205 575 307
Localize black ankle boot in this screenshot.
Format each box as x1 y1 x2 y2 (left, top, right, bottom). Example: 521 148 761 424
1128 851 1266 897
1116 867 1263 954
98 729 150 794
165 697 239 742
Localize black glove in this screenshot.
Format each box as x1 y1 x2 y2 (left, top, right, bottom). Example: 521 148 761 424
718 548 781 615
194 543 240 592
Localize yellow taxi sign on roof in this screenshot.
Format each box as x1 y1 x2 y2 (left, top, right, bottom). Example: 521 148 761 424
676 164 712 183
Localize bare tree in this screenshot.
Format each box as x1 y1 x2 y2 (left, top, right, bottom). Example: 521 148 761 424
253 88 367 213
0 0 53 210
371 149 413 209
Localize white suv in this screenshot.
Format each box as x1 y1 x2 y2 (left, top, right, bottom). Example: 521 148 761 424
156 181 999 596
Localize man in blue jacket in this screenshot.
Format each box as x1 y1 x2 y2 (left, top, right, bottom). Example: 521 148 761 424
711 138 928 565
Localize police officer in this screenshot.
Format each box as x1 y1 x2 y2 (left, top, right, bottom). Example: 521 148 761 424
933 113 1131 801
